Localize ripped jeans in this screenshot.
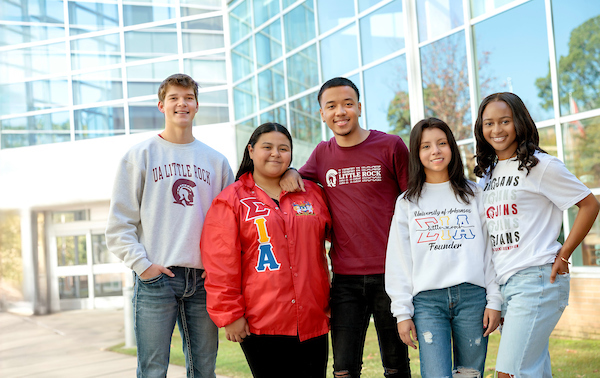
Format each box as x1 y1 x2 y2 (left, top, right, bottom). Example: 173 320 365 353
413 283 488 378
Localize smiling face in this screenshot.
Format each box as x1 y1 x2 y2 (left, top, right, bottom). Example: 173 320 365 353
482 100 518 160
158 84 199 131
419 127 452 183
248 131 292 182
319 85 362 139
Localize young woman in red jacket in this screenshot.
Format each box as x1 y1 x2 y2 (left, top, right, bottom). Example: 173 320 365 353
201 122 332 377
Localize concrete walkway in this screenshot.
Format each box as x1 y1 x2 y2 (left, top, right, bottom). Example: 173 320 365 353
0 309 225 377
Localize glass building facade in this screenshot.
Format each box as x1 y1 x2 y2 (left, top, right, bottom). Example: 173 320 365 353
227 0 600 270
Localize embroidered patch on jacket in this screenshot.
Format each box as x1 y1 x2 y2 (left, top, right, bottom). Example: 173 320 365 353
292 201 315 215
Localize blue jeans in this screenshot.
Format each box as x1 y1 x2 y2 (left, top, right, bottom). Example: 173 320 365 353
412 283 488 378
496 264 570 377
133 267 218 378
330 274 410 377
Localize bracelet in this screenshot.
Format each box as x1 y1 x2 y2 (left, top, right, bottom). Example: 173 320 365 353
559 256 571 265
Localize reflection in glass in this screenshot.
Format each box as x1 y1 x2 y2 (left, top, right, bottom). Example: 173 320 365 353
56 235 87 266
129 103 164 131
232 37 254 82
364 55 410 144
253 0 280 28
416 0 463 42
0 78 69 116
537 0 600 116
284 0 316 52
74 106 125 139
73 69 123 105
358 0 383 13
0 24 64 45
92 234 120 264
59 275 89 299
421 31 471 140
258 63 285 109
562 116 600 189
182 17 225 53
321 24 359 79
1 112 70 132
71 33 121 71
256 20 282 67
470 0 517 18
282 0 298 9
124 25 178 62
290 92 321 145
68 2 119 35
52 210 88 223
1 133 71 149
317 0 354 34
1 43 66 82
287 44 318 97
198 90 228 105
234 77 256 120
230 0 252 44
127 60 179 98
360 0 405 65
196 105 229 125
94 273 125 297
185 55 227 88
260 105 287 124
538 125 557 157
123 4 175 27
458 143 476 181
569 195 600 267
473 0 552 121
2 0 64 22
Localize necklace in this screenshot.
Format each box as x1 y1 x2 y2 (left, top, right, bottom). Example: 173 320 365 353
255 184 281 200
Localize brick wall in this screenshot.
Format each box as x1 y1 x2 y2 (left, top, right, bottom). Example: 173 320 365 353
553 276 600 339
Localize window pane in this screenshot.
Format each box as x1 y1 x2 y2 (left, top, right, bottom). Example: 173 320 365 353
260 105 286 124
258 63 285 109
1 112 69 132
129 102 164 131
421 31 471 140
562 116 600 189
358 0 382 13
232 37 254 82
124 25 178 63
68 1 119 35
474 0 552 121
0 78 70 116
56 235 88 266
458 143 476 181
234 77 256 120
1 133 71 149
470 0 518 18
182 17 225 54
317 0 354 34
253 0 280 28
416 0 464 42
127 60 179 98
230 0 252 44
256 20 282 67
52 210 89 223
92 234 120 264
184 55 227 88
290 92 321 146
0 24 64 45
71 33 121 71
94 273 125 297
123 4 175 27
364 55 410 144
73 69 123 105
287 44 318 97
538 125 557 157
74 105 125 138
360 0 405 65
321 24 358 79
284 0 316 52
546 0 600 116
569 195 600 267
59 275 89 299
1 43 67 82
195 105 229 125
2 0 64 22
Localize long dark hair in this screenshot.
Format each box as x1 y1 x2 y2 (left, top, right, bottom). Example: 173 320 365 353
474 92 546 178
405 118 474 204
236 122 293 181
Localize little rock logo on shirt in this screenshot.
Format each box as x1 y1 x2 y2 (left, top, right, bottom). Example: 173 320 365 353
326 166 382 188
172 179 196 206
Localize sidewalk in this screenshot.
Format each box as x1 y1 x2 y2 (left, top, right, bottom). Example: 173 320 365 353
0 309 225 377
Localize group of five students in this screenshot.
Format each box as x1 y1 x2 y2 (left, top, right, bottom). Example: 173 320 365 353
106 73 599 378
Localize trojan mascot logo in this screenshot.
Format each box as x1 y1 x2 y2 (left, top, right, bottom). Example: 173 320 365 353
326 169 338 188
172 179 196 206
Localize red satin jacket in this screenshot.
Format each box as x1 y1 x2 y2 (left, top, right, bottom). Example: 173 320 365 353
200 172 331 341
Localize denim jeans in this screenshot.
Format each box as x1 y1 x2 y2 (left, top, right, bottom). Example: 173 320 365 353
496 264 570 378
412 283 488 378
330 274 410 377
240 334 328 377
133 267 218 378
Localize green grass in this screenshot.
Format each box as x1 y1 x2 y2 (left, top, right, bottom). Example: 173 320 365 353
111 323 600 377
